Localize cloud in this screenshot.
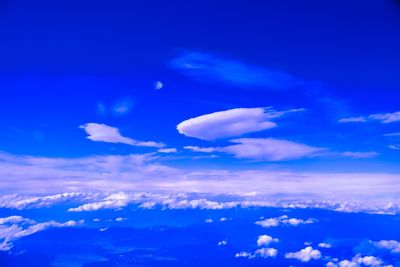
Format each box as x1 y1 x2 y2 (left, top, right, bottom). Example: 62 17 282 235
318 242 332 248
0 216 83 251
184 146 218 153
154 81 163 90
170 51 302 89
255 215 315 228
68 192 129 212
217 240 227 246
2 152 400 213
158 148 177 153
235 248 278 259
341 152 379 159
177 107 304 140
80 123 165 148
327 254 387 267
112 99 133 115
257 235 279 246
374 240 400 253
285 246 321 262
223 138 323 161
339 111 400 124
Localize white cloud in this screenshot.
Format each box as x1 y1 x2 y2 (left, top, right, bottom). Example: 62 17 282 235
255 215 315 228
154 81 163 90
222 138 323 161
68 192 129 212
388 145 400 150
342 152 379 159
0 216 83 251
205 218 213 223
374 240 400 253
338 117 367 123
235 248 278 259
328 255 388 267
2 152 400 213
257 235 279 246
285 246 321 262
184 146 218 153
80 123 165 148
254 248 278 258
115 217 127 222
318 242 332 248
158 148 177 153
339 111 400 124
177 107 303 140
218 240 227 246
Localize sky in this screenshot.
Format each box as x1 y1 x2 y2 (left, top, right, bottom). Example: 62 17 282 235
1 0 400 266
1 0 400 201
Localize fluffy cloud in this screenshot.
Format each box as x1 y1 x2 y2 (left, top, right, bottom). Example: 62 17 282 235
222 138 323 161
257 235 279 246
374 240 400 253
0 216 83 251
218 240 227 246
285 246 321 262
154 80 163 90
318 242 332 248
68 192 130 212
327 254 388 267
339 111 400 124
255 215 315 228
170 51 302 89
177 107 303 140
80 123 164 148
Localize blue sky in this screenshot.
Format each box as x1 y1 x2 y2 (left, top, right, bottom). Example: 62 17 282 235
1 1 400 265
0 0 400 200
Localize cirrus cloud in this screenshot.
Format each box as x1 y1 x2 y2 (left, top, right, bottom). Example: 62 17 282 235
80 123 165 148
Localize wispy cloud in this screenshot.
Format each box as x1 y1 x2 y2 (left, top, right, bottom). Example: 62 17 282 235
80 123 165 148
339 110 400 124
0 216 83 251
112 98 133 115
222 138 323 161
341 151 379 159
177 107 304 140
158 148 177 153
170 52 303 89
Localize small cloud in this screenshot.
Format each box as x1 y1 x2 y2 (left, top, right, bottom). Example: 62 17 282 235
205 218 213 223
218 240 228 246
112 99 133 115
341 151 379 159
318 242 331 248
256 215 315 228
285 246 321 262
257 235 279 246
115 217 127 222
154 81 163 90
184 146 218 153
338 116 367 123
339 110 400 124
388 145 400 150
158 148 177 153
97 103 107 116
80 123 165 148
